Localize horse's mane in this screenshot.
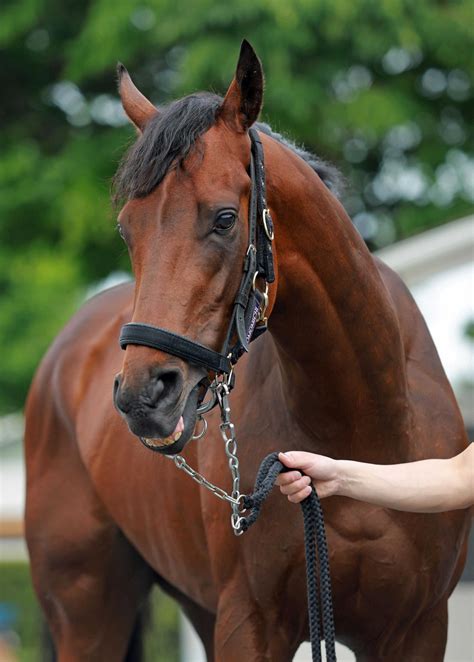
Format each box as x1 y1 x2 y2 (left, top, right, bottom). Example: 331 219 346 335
113 92 344 203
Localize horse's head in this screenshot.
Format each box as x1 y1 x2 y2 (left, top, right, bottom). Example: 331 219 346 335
113 41 275 454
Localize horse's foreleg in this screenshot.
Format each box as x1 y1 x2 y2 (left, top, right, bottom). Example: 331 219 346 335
214 582 301 662
356 599 448 662
25 412 154 662
393 599 448 662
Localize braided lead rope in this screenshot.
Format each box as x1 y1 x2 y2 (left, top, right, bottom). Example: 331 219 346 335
241 452 336 662
301 490 322 662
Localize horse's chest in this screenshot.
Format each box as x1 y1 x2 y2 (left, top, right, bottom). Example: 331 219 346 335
322 499 438 620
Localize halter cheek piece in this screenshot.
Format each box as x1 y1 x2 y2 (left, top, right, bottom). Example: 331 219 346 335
119 128 275 382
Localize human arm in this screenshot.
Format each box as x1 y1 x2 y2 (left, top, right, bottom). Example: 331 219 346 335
276 444 474 512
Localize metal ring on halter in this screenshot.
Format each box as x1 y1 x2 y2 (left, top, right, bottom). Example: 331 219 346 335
259 290 269 323
252 271 269 294
252 271 259 292
196 388 217 415
262 208 274 241
192 416 208 440
225 354 234 388
252 273 269 322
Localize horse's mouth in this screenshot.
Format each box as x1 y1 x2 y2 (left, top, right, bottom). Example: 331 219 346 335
140 382 202 455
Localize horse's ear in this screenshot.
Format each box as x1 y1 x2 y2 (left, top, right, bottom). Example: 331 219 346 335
220 40 264 132
117 63 158 132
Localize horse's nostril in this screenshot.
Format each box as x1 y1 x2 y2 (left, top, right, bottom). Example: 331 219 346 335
147 377 165 407
113 374 121 399
146 368 182 408
114 374 133 414
114 368 183 417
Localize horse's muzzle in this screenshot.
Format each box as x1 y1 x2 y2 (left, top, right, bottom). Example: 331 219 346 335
113 369 202 454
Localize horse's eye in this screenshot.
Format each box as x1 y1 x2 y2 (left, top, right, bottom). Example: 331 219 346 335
117 222 125 239
214 210 237 234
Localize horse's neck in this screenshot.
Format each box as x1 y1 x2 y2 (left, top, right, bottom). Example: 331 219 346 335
266 144 411 461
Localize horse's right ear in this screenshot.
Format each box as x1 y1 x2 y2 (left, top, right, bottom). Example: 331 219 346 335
220 40 264 133
117 63 158 132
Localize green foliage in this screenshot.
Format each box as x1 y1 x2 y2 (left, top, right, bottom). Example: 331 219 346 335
0 562 179 660
145 586 180 662
0 561 41 662
0 0 473 412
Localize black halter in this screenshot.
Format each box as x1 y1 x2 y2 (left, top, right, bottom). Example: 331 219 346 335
119 128 275 378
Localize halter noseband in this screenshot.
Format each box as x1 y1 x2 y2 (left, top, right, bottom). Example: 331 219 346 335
119 127 275 378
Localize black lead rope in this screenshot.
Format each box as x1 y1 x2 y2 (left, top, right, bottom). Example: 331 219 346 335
240 452 337 662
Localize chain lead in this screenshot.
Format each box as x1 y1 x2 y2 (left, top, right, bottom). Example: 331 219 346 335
165 372 245 535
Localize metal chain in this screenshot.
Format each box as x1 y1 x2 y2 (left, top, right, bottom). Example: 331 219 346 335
165 374 246 535
216 380 245 535
166 453 242 506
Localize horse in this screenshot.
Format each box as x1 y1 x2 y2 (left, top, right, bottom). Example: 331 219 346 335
24 41 470 661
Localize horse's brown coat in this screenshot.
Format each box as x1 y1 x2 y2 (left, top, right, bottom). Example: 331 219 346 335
25 44 470 661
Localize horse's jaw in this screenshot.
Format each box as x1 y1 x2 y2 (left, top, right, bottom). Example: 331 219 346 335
142 414 184 449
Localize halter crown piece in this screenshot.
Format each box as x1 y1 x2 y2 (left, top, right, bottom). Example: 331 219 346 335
119 128 275 379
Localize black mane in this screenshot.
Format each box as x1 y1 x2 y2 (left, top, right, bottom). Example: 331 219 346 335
113 92 344 203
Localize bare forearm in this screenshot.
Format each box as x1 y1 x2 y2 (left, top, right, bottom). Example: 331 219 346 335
338 446 474 512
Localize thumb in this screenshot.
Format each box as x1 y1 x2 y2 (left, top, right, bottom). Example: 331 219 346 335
278 451 317 472
278 451 303 468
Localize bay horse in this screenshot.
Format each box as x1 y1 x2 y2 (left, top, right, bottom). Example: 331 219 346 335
24 41 470 661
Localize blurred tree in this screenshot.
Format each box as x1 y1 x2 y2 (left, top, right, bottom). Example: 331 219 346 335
464 319 474 342
0 0 473 413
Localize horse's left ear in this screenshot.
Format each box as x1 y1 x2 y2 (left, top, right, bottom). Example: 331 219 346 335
220 40 264 132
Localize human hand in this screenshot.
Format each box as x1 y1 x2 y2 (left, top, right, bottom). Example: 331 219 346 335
276 451 341 503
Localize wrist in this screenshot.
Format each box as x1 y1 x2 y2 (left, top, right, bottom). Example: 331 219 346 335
334 460 356 498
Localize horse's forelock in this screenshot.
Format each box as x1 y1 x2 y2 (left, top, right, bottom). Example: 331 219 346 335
113 92 222 205
112 94 343 206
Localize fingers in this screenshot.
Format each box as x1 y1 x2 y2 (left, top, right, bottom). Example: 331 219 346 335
276 462 314 504
275 470 303 486
276 452 339 504
287 485 313 504
279 474 312 497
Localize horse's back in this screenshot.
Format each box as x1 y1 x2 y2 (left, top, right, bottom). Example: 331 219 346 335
375 256 467 457
25 282 133 438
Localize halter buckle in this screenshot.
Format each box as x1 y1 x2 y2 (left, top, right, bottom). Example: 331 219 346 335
259 288 269 324
252 272 269 323
262 208 274 241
